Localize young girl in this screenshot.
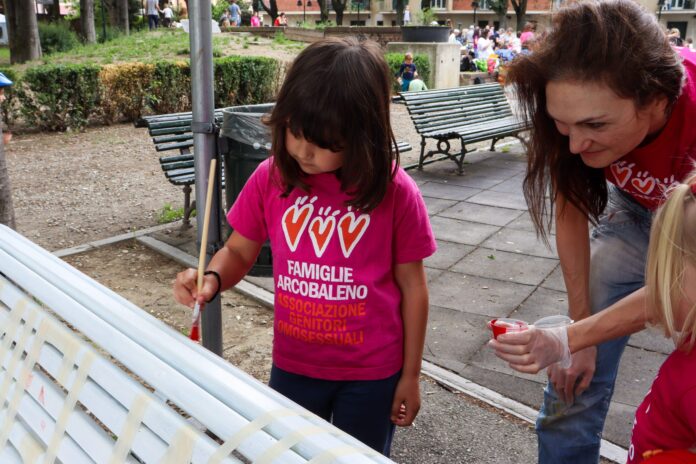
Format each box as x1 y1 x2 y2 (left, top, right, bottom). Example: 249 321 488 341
628 172 696 463
173 37 436 456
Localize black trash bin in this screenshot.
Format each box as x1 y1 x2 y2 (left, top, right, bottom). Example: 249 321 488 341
219 103 275 277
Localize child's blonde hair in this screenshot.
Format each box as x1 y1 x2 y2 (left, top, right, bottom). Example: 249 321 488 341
645 168 696 350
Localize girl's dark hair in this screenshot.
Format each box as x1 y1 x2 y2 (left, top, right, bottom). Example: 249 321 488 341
507 0 684 239
266 37 398 213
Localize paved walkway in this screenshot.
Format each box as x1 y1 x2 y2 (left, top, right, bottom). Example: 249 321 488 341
402 147 671 451
150 144 672 457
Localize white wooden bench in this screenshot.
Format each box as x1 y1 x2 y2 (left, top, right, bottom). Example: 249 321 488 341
0 225 394 464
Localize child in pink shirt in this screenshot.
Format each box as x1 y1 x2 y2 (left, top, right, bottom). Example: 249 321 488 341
174 37 436 456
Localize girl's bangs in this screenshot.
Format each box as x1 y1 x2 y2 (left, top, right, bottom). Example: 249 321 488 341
287 105 346 153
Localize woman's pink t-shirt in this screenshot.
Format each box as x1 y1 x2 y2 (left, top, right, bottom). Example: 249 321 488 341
227 159 436 381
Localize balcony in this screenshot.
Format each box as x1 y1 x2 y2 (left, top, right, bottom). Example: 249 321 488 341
664 0 694 10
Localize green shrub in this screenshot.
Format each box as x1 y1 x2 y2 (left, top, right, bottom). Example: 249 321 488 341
39 22 79 55
385 52 431 94
6 55 281 131
18 64 101 131
100 63 155 123
148 61 192 114
213 56 281 107
0 68 20 129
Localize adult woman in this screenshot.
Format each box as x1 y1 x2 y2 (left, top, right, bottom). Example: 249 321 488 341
493 0 696 462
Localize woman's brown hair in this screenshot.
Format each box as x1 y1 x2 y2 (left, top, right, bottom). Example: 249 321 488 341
266 37 398 213
507 0 684 239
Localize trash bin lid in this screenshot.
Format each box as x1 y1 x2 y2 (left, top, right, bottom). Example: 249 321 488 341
220 103 274 148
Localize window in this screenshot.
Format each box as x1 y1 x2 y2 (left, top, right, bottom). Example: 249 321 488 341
431 0 446 8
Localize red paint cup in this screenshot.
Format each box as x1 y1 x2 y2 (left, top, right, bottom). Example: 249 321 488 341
488 318 528 340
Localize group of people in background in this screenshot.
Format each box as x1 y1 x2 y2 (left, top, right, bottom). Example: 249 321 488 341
219 0 288 28
145 0 175 30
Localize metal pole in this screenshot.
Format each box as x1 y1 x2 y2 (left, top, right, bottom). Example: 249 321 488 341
357 2 360 24
303 2 307 24
189 0 223 356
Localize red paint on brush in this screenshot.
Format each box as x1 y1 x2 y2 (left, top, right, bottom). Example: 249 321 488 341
189 322 200 342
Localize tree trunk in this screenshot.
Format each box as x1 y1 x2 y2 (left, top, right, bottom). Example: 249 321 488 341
0 130 15 230
332 0 345 25
317 0 329 22
51 0 61 20
260 0 278 24
117 0 129 33
5 0 42 64
80 0 97 43
395 0 405 25
510 0 526 31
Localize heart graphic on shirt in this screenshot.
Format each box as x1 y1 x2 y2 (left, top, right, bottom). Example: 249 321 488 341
308 215 336 258
282 200 314 252
631 176 655 195
610 163 632 188
337 211 370 258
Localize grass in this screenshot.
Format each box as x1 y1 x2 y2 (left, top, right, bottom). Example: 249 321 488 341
0 47 10 66
4 28 303 72
158 203 194 223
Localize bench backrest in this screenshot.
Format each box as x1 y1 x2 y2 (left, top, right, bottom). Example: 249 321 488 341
0 225 393 464
400 83 515 134
139 111 225 153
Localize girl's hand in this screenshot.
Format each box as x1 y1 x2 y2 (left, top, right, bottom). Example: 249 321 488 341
173 268 219 308
390 376 421 427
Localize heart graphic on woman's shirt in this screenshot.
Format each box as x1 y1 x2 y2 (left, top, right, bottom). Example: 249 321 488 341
337 212 370 258
308 215 336 257
282 203 314 251
610 163 632 188
631 176 656 195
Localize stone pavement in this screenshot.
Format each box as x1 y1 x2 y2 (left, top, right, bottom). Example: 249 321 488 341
151 144 673 458
401 146 672 451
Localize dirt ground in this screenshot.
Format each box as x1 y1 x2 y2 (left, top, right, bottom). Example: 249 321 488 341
61 240 274 382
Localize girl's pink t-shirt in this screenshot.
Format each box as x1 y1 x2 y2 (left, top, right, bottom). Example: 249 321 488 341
227 159 437 381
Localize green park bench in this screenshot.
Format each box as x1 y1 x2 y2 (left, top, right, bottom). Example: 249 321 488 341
135 111 226 227
400 83 528 174
137 110 413 227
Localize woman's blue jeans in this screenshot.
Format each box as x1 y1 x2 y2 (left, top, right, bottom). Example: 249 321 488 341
536 186 652 464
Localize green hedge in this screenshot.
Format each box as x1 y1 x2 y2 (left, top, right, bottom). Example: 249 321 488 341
0 68 20 128
385 53 431 94
18 64 101 131
2 56 282 131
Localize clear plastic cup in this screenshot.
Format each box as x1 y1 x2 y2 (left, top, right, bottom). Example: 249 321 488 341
533 315 573 329
488 318 529 340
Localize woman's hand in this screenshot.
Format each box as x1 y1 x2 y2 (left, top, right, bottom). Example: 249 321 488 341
390 376 421 427
489 326 572 373
173 268 219 308
548 346 596 404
